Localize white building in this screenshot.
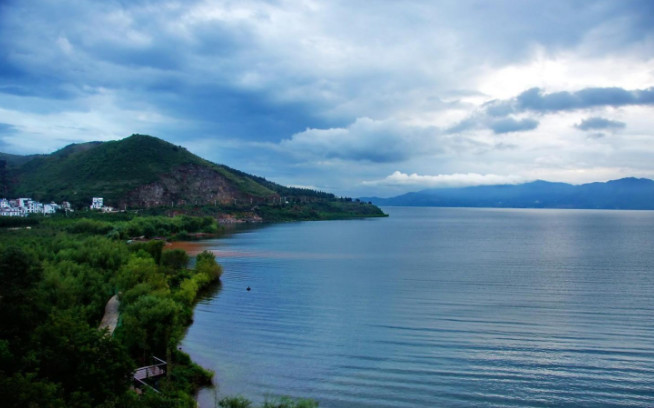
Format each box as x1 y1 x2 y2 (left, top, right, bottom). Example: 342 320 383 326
17 198 31 208
90 197 104 210
43 202 60 214
0 207 23 217
26 200 43 214
0 198 63 217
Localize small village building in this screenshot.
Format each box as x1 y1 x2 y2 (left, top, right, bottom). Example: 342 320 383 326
0 206 23 217
26 200 43 214
90 197 104 210
43 202 60 214
1 198 63 217
17 198 31 208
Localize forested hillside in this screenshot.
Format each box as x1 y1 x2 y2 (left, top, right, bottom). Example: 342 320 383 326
2 134 385 220
0 214 221 407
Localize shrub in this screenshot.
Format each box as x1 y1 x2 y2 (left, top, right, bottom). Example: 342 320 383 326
220 396 253 408
195 250 223 281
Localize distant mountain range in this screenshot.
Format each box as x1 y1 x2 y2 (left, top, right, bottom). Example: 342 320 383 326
0 134 384 220
362 178 654 210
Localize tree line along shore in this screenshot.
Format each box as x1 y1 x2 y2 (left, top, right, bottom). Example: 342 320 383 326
0 212 317 408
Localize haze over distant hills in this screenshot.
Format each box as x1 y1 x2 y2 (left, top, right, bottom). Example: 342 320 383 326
362 178 654 210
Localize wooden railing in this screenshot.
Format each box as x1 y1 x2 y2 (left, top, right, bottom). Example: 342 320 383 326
132 356 167 393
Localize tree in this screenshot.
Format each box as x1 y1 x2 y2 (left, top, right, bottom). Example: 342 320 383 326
0 246 45 341
119 295 182 362
196 250 223 281
161 249 189 271
33 311 134 407
116 253 166 292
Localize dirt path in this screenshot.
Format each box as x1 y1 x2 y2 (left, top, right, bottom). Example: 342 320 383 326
99 294 120 335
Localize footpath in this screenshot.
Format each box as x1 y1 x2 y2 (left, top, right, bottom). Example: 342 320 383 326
99 294 120 334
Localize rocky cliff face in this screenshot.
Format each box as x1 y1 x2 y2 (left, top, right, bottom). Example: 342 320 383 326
120 164 277 208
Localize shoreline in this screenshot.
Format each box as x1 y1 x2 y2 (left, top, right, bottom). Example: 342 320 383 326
167 239 221 406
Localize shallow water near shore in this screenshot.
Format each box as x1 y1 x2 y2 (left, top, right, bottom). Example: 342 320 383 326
181 207 654 407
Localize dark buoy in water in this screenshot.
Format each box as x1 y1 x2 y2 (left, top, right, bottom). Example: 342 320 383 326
246 286 251 291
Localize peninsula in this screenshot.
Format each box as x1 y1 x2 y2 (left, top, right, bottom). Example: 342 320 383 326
0 134 385 221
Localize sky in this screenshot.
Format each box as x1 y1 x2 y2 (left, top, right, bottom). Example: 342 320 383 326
1 0 653 197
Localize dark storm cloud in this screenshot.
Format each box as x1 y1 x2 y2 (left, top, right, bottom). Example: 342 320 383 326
575 117 626 131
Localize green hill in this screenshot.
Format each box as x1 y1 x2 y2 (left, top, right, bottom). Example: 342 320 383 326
7 135 271 206
2 134 385 220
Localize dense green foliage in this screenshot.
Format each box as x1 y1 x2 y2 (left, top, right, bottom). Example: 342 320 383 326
219 396 319 408
6 134 276 206
253 199 386 221
0 214 221 407
2 134 386 220
56 212 221 240
0 152 39 168
152 199 387 222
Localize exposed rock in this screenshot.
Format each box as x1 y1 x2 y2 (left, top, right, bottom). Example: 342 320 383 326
120 164 277 208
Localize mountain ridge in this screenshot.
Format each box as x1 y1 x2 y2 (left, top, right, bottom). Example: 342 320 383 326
362 178 654 210
1 134 385 220
3 134 275 207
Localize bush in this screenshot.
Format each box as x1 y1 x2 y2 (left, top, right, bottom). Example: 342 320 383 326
219 396 319 408
220 396 253 408
66 219 113 235
263 396 319 408
161 249 189 270
195 250 223 281
127 240 165 264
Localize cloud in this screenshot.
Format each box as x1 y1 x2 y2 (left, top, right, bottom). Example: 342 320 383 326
363 171 527 188
279 118 440 163
447 114 540 135
516 87 654 112
0 122 17 134
481 86 654 121
575 117 626 131
451 85 649 136
490 117 539 134
482 83 654 115
1 1 654 195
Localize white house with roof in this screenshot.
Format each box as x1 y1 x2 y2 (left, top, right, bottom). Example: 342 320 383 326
90 197 104 210
0 198 63 216
0 207 23 217
17 198 31 208
26 200 43 214
43 202 60 214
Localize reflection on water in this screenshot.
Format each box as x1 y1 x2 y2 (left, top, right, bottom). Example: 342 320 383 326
182 208 654 407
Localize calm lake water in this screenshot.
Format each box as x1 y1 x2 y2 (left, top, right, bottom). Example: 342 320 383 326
181 207 654 407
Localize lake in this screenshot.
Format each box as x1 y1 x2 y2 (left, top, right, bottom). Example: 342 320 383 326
181 207 654 407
